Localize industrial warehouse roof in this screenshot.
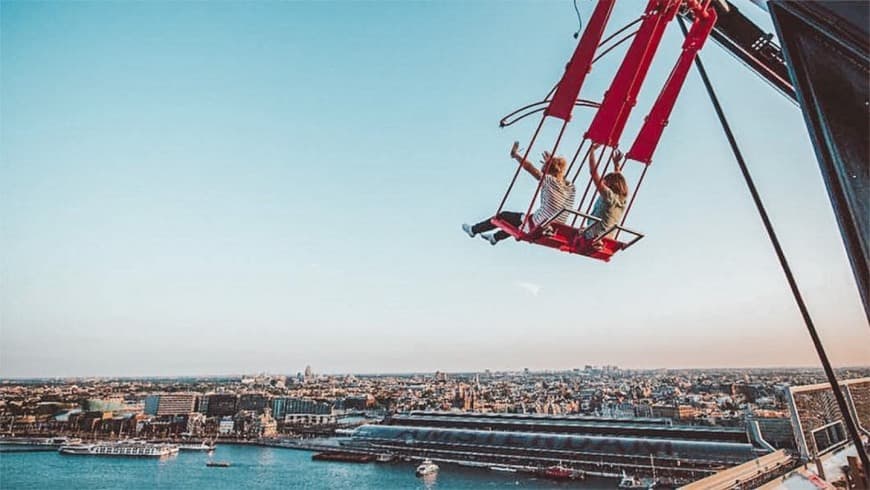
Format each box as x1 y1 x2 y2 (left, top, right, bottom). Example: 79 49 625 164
390 412 749 444
352 425 759 463
407 410 674 425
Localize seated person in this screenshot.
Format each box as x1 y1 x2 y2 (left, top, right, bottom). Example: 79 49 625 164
582 142 629 243
463 141 576 245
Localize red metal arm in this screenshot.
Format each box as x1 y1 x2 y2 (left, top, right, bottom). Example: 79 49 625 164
627 6 718 164
585 0 681 147
545 0 616 121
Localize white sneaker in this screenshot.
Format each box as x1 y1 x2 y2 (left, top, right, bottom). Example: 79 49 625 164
480 233 498 246
462 223 475 238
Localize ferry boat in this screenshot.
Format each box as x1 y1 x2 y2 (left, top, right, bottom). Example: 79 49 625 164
415 459 439 477
59 441 179 457
0 436 82 452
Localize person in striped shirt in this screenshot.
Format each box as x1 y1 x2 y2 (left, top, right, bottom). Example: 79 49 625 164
463 141 576 245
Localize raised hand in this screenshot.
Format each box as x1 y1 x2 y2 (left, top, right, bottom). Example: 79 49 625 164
613 148 624 163
539 150 552 165
510 141 523 159
613 148 625 172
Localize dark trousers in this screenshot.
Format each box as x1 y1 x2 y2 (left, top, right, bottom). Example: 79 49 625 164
472 211 523 242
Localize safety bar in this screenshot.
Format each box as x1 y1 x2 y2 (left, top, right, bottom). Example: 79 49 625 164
500 99 600 128
540 208 645 250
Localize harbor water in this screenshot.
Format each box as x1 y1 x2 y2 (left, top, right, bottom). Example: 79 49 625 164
0 444 621 489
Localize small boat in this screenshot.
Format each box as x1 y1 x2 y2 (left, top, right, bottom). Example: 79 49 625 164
206 461 231 468
312 452 376 463
540 464 573 480
415 459 439 477
618 471 657 489
376 453 395 463
490 465 517 472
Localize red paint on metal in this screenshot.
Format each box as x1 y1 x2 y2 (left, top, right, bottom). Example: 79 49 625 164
545 0 616 121
585 0 681 147
627 7 717 164
490 218 622 262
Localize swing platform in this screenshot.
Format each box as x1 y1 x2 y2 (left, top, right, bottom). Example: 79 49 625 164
491 209 644 262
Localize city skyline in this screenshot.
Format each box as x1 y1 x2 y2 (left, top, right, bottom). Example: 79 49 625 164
2 0 868 378
4 363 870 382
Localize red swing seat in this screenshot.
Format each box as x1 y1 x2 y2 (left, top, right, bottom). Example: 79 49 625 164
491 209 643 262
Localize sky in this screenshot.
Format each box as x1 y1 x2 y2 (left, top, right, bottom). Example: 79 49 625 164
1 0 867 378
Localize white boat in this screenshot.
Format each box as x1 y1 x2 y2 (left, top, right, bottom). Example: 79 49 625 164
376 453 395 463
415 459 439 477
0 436 83 452
59 441 179 457
618 471 657 489
1 436 82 446
178 441 215 451
489 465 517 472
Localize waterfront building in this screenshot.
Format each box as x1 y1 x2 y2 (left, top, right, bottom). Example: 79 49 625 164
143 395 159 416
197 396 208 415
238 393 268 412
254 409 278 437
186 412 206 436
346 411 774 484
218 416 235 435
272 397 333 420
156 393 198 416
202 394 238 417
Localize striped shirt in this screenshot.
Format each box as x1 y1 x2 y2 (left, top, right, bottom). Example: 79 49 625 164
529 175 576 229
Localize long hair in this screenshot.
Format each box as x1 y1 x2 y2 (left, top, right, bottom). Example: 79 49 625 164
603 172 629 198
546 156 568 179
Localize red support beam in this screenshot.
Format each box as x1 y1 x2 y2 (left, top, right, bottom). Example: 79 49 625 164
585 0 681 147
627 7 718 164
545 0 616 121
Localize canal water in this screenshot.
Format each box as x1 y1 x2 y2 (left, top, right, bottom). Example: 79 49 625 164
1 444 621 489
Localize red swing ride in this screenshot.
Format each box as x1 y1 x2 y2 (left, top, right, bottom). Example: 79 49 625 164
478 0 870 477
490 0 717 262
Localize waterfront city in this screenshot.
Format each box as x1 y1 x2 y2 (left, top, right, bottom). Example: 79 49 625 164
2 366 869 488
4 0 870 488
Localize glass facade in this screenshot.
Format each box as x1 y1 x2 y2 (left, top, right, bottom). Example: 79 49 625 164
271 397 333 419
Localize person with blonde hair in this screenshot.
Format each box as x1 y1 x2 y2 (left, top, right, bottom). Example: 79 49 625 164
463 141 576 245
583 142 629 241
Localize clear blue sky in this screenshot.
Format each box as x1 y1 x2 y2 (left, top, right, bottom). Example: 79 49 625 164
1 0 866 377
